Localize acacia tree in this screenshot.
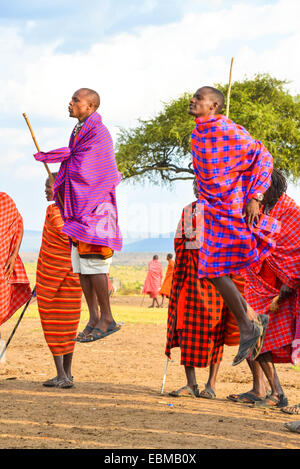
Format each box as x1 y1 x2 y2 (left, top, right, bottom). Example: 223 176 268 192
115 74 300 184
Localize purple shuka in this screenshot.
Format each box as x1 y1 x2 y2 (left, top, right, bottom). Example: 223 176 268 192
34 112 122 251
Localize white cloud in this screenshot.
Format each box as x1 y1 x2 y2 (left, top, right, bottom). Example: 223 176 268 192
1 0 300 230
1 0 299 129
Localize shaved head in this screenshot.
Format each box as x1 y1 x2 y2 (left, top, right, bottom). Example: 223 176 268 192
76 88 100 110
69 88 101 122
200 87 224 114
189 86 225 117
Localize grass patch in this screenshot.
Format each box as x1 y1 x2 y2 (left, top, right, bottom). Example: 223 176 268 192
20 302 167 325
25 262 154 296
21 262 168 325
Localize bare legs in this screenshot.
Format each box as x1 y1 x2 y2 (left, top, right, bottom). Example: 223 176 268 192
246 359 269 398
43 353 74 387
185 365 197 388
149 296 160 308
256 352 286 404
185 362 220 395
208 276 257 344
79 273 114 332
53 353 73 381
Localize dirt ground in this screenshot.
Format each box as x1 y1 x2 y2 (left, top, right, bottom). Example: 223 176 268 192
0 295 299 449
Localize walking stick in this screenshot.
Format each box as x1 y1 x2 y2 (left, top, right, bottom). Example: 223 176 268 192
226 57 234 118
160 357 169 394
0 286 36 362
140 295 146 307
22 113 64 207
23 113 54 183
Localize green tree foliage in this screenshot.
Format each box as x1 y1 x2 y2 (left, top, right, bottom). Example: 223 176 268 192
115 74 300 184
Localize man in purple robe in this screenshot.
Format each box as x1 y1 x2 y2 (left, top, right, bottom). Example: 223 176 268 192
35 88 122 342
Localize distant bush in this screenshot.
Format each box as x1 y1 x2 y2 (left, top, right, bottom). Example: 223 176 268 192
118 280 143 295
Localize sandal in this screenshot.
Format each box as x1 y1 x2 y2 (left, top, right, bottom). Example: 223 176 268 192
43 377 74 388
281 403 300 415
73 324 94 342
80 321 121 343
232 323 261 366
169 385 199 398
252 394 288 408
227 391 266 404
56 378 74 389
43 376 59 387
198 386 216 399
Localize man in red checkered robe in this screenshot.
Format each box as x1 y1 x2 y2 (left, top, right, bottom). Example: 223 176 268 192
165 181 247 398
0 193 31 329
228 169 300 408
189 86 278 366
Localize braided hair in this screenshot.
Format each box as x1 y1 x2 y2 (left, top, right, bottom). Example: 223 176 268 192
263 168 287 211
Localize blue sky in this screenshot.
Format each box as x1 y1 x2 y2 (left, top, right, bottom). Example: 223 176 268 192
0 0 299 238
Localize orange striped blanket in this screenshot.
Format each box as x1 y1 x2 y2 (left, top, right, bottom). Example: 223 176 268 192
36 203 82 356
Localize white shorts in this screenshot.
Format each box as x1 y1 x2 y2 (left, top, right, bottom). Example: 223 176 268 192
71 245 112 275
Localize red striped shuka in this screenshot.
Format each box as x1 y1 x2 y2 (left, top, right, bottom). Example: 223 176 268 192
165 201 241 368
36 203 82 356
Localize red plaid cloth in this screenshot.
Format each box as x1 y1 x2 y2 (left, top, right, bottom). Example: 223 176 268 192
0 193 31 326
165 201 226 368
244 194 300 363
191 114 278 278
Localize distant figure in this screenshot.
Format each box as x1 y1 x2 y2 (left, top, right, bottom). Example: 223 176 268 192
159 253 175 307
0 192 31 329
142 255 163 308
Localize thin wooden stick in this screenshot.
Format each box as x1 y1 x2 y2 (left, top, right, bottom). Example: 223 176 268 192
23 113 63 206
0 287 36 362
226 57 234 118
23 113 54 183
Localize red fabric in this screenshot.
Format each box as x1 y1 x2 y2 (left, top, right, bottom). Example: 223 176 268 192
191 114 278 278
0 193 31 326
159 259 175 297
142 260 163 298
166 202 225 368
244 194 300 363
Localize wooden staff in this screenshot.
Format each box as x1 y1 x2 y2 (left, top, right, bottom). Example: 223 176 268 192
23 113 63 206
226 57 234 118
23 113 54 183
0 287 36 362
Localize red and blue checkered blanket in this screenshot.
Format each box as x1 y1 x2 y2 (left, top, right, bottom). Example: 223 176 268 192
191 114 277 278
244 194 300 362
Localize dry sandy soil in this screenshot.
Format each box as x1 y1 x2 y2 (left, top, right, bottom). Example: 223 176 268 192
0 295 299 450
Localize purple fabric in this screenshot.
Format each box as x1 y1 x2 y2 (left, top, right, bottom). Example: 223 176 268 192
34 112 122 250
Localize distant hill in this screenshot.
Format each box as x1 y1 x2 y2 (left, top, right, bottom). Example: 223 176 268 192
21 230 174 253
21 230 42 253
122 234 174 252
